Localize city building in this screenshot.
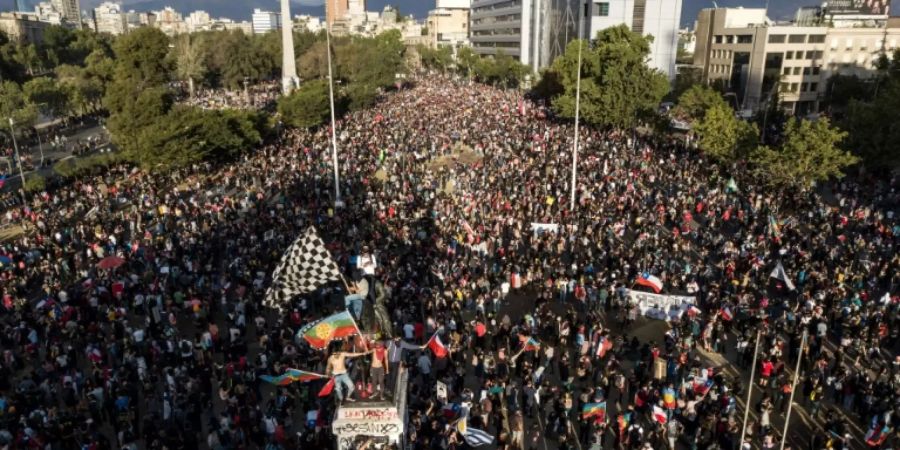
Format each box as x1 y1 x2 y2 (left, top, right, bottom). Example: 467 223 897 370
153 6 186 35
125 10 156 31
252 8 281 34
14 0 27 12
692 6 900 115
93 1 126 35
34 2 64 25
215 19 253 34
186 10 211 32
0 11 49 43
326 0 349 27
679 27 696 56
426 0 470 49
582 0 683 80
470 0 580 72
293 15 323 33
51 0 80 25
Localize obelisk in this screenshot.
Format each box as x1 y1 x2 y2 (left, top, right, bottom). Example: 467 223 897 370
281 0 300 94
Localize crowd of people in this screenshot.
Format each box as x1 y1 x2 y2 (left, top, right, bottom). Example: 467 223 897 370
0 74 897 450
177 81 281 112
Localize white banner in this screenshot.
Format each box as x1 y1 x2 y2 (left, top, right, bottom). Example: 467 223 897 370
530 223 559 234
626 289 695 321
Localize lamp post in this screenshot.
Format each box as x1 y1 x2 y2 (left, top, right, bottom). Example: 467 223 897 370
569 0 585 212
8 118 27 203
325 20 342 208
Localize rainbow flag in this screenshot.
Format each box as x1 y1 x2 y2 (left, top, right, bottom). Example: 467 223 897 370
301 310 359 349
617 413 631 435
519 335 540 352
581 402 606 421
260 369 327 386
662 387 677 409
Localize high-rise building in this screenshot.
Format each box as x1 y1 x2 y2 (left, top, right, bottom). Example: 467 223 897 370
93 1 125 35
348 0 366 16
35 2 64 25
326 0 349 27
583 0 683 80
186 10 211 32
51 0 80 25
692 6 900 115
470 0 580 71
15 0 27 12
252 8 281 34
427 0 470 49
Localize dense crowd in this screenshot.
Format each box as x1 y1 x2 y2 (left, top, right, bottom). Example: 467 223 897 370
0 75 897 450
177 81 281 111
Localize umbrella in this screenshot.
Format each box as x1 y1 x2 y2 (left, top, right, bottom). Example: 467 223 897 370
97 256 126 270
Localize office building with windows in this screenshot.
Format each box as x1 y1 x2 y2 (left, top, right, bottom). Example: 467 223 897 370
470 0 581 72
693 7 900 115
582 0 683 80
252 8 281 34
51 0 80 25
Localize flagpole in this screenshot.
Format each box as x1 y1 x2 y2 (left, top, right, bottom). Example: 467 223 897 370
347 309 369 351
739 328 762 448
779 330 807 450
569 2 585 212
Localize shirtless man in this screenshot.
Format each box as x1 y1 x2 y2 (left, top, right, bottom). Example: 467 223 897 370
370 342 390 400
326 350 371 403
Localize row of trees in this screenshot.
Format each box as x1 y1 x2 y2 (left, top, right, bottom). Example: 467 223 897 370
277 30 407 129
672 84 857 190
531 24 858 191
103 28 267 171
418 45 529 88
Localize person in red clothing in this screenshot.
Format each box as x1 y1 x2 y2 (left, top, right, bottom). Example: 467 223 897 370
414 321 425 344
760 356 774 387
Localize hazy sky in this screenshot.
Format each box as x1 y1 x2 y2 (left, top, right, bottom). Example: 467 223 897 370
18 0 896 27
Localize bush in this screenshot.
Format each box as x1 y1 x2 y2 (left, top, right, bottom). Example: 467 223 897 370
23 174 45 193
53 153 126 179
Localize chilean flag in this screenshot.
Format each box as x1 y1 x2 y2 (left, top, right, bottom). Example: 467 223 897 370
720 306 734 321
427 333 449 358
652 405 668 424
635 272 663 293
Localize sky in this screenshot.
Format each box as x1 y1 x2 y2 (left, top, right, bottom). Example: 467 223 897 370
15 0 895 27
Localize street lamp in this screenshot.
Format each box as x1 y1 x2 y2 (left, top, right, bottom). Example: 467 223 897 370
8 118 27 203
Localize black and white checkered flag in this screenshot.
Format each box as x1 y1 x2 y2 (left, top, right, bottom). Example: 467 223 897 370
263 227 342 311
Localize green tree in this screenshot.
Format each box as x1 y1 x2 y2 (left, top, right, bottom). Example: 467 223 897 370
298 40 330 81
674 84 727 122
418 44 453 72
23 173 46 193
56 64 104 114
693 104 758 162
0 81 38 131
751 117 857 190
132 107 264 171
839 49 900 168
472 54 528 88
545 25 669 131
23 76 69 118
173 35 206 98
456 46 478 78
110 27 171 88
667 66 703 102
278 79 334 129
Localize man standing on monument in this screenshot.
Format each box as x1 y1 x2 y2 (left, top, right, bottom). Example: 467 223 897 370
326 349 371 403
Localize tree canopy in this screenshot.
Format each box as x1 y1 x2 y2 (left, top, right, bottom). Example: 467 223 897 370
693 103 758 162
277 80 335 129
751 117 857 190
541 25 669 131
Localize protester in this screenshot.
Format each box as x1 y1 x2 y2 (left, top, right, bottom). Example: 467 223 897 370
0 74 897 450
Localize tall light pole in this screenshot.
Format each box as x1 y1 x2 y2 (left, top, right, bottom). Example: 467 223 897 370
569 0 585 212
8 118 27 203
325 21 342 208
780 330 808 450
739 328 762 448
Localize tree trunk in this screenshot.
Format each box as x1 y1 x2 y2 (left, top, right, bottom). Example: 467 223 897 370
188 78 195 99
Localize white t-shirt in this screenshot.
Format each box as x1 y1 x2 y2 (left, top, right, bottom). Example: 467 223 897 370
403 323 415 340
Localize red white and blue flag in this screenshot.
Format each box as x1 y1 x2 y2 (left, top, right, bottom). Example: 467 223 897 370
635 272 663 293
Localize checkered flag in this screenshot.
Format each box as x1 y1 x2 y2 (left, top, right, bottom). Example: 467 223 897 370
263 227 342 311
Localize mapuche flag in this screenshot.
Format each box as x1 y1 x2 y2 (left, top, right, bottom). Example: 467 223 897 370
260 369 327 386
300 310 359 349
